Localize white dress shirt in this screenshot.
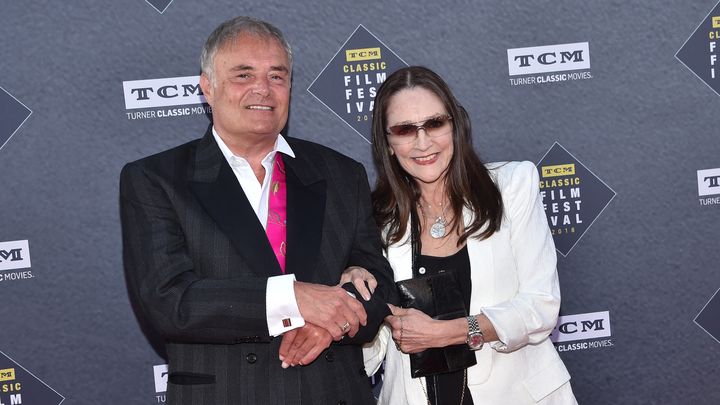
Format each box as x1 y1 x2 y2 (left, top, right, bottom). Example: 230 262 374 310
212 128 304 336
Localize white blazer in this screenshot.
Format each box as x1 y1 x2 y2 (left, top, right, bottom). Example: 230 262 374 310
363 161 578 405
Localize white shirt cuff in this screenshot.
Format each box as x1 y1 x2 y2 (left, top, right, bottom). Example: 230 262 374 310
266 274 305 336
482 306 518 352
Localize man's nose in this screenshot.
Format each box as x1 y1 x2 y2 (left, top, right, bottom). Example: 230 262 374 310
252 77 270 96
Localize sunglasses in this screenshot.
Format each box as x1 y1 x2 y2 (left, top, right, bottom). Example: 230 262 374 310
386 115 453 144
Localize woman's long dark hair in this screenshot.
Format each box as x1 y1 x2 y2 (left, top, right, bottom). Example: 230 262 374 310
371 66 503 247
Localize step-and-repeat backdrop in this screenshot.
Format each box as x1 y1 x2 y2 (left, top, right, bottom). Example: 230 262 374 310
2 1 720 404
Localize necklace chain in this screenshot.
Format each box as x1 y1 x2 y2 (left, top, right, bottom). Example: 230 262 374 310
418 198 449 239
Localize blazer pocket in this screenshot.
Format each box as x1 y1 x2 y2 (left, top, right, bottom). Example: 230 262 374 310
466 346 493 385
521 358 571 402
168 372 216 385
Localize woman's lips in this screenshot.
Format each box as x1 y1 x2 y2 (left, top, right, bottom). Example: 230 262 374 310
412 153 439 165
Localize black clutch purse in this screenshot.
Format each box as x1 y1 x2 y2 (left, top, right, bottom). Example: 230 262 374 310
396 270 477 378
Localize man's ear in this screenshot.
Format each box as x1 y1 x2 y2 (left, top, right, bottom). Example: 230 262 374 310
200 73 213 105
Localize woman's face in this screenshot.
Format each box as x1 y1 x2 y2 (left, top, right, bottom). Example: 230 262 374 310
385 87 454 189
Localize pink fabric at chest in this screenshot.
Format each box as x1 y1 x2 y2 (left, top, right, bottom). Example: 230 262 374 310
266 154 287 273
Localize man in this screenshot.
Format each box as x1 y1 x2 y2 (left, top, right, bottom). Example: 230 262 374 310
120 16 393 405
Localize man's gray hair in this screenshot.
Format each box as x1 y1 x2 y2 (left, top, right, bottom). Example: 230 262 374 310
200 16 293 84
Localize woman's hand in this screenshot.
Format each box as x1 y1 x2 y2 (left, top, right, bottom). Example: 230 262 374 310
338 266 377 301
386 304 449 353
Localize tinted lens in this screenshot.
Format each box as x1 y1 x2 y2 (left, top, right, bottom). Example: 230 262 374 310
386 115 452 143
388 123 418 136
423 117 448 131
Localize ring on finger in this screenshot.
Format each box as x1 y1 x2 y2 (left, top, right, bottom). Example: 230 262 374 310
341 321 350 332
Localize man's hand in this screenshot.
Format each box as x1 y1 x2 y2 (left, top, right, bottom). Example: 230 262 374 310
294 281 367 340
278 323 333 368
338 266 377 301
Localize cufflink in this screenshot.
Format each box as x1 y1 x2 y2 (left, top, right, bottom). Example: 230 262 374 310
282 318 292 328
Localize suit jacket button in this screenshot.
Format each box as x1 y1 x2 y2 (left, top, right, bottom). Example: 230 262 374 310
246 353 257 364
324 351 335 362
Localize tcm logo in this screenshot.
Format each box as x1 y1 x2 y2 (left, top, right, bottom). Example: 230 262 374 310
542 164 575 178
122 76 206 110
697 168 720 196
0 368 15 382
507 42 590 76
345 47 381 62
0 240 31 272
550 311 611 343
153 364 168 393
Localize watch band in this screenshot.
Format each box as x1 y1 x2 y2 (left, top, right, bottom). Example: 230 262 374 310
466 315 484 350
467 315 480 334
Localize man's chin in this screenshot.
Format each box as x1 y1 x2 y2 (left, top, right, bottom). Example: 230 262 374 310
216 121 285 139
245 127 285 140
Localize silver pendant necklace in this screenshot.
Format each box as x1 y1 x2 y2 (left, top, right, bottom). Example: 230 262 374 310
429 217 447 239
420 199 448 239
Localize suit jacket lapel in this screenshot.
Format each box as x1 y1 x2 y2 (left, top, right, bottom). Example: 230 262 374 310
283 142 326 282
188 129 282 277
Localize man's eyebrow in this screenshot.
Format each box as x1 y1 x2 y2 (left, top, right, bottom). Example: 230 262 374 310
228 64 289 73
229 64 254 72
269 65 289 73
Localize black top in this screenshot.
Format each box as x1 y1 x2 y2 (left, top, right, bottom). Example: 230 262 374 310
416 245 474 405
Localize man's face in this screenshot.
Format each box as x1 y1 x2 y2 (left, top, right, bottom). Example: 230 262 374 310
200 34 291 144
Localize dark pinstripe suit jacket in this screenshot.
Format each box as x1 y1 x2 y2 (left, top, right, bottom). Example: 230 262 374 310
120 128 394 405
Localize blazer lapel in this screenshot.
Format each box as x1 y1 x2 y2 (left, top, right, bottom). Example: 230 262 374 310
188 129 282 277
283 151 326 282
463 207 495 313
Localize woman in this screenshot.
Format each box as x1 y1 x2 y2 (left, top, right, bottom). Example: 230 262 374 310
343 66 577 404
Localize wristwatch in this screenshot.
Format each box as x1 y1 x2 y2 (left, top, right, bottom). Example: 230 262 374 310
466 315 484 351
